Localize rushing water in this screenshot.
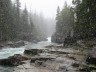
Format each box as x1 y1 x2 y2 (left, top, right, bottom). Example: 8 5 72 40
0 37 52 72
47 37 51 42
0 37 52 59
0 47 25 59
0 37 83 72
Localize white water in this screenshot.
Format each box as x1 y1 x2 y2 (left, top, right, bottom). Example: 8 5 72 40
0 37 52 72
47 37 51 42
0 37 52 59
0 47 25 59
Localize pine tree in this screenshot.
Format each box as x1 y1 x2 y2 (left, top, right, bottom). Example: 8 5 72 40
52 2 74 43
73 0 96 39
21 6 29 33
0 0 14 41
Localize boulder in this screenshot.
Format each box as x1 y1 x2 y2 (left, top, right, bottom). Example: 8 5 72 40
72 63 79 67
86 47 96 65
24 49 43 55
35 60 44 66
57 66 68 71
0 54 29 66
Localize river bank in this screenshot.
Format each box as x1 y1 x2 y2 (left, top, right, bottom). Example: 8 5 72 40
0 37 96 72
12 44 87 72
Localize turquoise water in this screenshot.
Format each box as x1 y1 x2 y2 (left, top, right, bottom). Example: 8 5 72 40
0 47 25 59
0 37 52 72
0 37 52 59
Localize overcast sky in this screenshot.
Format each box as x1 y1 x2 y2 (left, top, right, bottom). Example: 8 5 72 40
19 0 72 18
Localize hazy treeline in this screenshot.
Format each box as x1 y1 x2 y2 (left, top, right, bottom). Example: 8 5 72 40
52 0 96 43
0 0 55 42
0 0 34 41
32 13 56 38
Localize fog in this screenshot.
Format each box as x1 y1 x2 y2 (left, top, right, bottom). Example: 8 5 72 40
0 1 96 71
31 13 56 37
11 0 72 38
19 0 72 18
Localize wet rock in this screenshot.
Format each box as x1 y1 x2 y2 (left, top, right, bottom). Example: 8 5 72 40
79 67 91 72
0 54 29 66
0 44 4 48
45 45 55 48
86 47 96 65
57 66 68 71
49 50 69 54
79 65 96 72
7 41 25 48
45 44 63 49
24 49 43 55
92 70 96 72
72 63 79 67
35 60 44 66
30 56 55 63
67 55 77 60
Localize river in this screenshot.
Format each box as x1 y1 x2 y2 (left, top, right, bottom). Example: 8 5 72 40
0 37 51 59
0 37 87 72
0 37 52 72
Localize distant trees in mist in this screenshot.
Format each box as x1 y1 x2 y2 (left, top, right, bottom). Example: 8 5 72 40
0 0 56 41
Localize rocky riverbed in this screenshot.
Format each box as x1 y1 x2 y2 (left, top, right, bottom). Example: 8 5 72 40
13 44 96 72
0 37 96 72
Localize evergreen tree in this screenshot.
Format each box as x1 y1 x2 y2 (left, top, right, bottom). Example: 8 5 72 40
14 0 21 34
73 0 96 39
21 6 29 33
52 2 74 43
0 0 14 41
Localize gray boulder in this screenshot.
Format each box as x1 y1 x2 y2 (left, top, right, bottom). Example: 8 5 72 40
86 47 96 65
0 54 29 66
24 49 43 55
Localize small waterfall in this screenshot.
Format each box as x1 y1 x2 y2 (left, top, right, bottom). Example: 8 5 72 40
47 37 51 42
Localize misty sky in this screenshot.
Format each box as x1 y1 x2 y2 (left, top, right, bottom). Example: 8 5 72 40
19 0 72 18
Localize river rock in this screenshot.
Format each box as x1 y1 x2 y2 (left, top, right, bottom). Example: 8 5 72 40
0 54 29 66
72 63 79 67
30 56 55 63
79 67 91 72
49 50 69 54
58 66 68 71
35 60 44 66
24 49 43 55
79 66 96 72
86 47 96 65
7 41 25 48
